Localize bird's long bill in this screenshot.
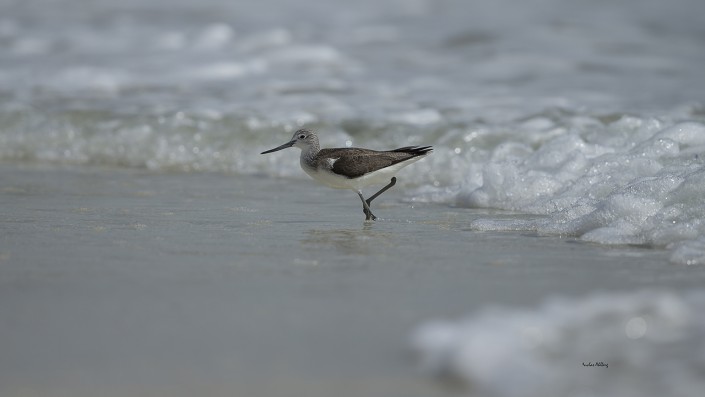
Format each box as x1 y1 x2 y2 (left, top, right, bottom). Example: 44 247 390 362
261 140 296 154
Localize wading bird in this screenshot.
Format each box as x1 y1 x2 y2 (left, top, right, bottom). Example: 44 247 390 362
261 129 432 221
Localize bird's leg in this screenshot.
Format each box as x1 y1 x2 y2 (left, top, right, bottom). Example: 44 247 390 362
356 177 397 221
366 177 397 208
357 191 377 221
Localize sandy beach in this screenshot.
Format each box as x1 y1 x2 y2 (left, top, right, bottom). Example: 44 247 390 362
2 164 702 397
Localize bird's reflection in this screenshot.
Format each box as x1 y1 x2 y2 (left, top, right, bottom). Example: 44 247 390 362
301 225 395 255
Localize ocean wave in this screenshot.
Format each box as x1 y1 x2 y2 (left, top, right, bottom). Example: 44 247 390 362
455 113 705 264
2 105 705 265
411 289 705 397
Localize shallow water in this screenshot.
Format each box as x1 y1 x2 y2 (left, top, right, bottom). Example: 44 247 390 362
3 165 704 396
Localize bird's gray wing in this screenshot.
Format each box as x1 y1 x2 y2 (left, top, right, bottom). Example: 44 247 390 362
322 149 401 179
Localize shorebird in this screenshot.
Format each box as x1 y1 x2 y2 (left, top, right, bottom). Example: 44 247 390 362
261 128 432 221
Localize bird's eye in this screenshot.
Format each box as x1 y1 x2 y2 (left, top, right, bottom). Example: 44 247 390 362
298 134 306 139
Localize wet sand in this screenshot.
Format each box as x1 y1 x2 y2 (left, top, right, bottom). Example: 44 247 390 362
2 164 703 397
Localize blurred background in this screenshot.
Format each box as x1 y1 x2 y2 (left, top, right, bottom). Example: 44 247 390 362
2 0 704 174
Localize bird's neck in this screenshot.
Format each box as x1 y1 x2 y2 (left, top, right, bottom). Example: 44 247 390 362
300 141 320 168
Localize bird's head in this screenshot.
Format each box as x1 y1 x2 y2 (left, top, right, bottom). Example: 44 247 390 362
261 129 318 154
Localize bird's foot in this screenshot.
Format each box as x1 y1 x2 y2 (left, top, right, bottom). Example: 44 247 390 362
363 208 377 221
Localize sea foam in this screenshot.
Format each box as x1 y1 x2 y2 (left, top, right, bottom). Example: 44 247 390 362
411 290 705 397
457 117 705 265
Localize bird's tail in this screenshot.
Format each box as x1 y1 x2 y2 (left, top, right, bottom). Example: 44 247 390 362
391 146 433 156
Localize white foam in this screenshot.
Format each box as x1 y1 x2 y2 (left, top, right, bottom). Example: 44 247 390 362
670 237 705 265
185 61 267 81
458 118 705 264
388 109 442 125
49 67 130 93
411 290 705 397
193 23 235 50
264 45 344 65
